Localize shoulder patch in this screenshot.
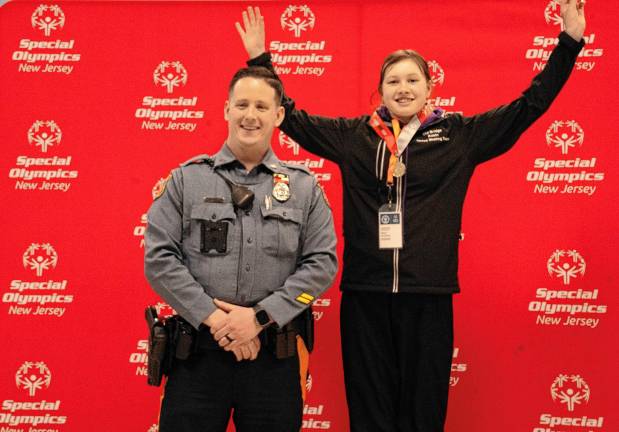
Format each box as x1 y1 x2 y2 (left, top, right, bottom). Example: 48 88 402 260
181 153 213 167
152 173 172 201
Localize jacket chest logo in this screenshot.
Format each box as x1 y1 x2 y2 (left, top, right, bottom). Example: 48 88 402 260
416 128 450 144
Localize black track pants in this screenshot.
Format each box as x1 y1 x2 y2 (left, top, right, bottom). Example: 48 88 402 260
340 291 454 432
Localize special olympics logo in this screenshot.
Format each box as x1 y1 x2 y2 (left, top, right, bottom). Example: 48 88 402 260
281 5 315 38
279 131 300 156
16 362 52 397
306 373 313 392
545 120 584 155
23 243 58 277
28 120 62 153
153 61 188 94
31 5 65 37
547 249 586 285
551 374 590 412
427 60 445 87
544 1 564 29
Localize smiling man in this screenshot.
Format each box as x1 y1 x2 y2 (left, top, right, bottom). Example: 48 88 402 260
144 66 337 432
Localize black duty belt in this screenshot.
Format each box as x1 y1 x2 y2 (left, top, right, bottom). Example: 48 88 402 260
196 315 303 359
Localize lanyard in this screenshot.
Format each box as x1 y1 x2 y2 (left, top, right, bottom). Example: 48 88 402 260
369 109 429 185
369 111 401 187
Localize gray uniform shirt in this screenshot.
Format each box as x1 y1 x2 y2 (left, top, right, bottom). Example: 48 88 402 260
144 145 337 329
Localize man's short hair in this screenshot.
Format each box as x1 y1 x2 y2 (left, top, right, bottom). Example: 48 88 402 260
228 66 283 105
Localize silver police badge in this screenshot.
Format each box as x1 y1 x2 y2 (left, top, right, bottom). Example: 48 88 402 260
272 182 291 202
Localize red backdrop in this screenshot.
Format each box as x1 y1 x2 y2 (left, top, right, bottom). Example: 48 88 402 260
1 1 617 431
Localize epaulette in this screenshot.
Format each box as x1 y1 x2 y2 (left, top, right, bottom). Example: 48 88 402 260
280 161 312 175
180 154 214 167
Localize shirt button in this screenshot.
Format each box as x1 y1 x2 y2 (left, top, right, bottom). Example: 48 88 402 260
247 237 253 244
245 264 251 272
283 211 287 217
211 214 217 220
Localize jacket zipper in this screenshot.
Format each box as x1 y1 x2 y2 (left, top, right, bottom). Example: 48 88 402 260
392 167 402 293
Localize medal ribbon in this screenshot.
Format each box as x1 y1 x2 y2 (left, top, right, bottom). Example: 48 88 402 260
369 109 429 185
369 111 400 186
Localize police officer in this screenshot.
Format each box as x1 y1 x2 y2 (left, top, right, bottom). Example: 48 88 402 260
144 66 337 432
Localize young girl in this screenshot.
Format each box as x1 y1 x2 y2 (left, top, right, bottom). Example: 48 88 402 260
235 2 586 430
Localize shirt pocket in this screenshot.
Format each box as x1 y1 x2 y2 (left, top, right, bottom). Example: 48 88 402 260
190 203 236 256
260 206 303 258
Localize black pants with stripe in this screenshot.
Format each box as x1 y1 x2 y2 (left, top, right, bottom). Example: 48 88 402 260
159 334 302 432
341 291 454 432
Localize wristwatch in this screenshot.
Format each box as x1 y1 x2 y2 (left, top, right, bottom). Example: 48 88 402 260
253 306 271 328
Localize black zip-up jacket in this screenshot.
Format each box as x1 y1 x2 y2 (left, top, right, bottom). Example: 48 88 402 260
249 32 584 295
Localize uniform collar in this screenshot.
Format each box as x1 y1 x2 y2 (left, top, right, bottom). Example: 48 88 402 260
213 144 284 173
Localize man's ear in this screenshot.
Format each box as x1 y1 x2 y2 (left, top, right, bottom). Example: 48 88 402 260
224 100 230 121
275 105 285 127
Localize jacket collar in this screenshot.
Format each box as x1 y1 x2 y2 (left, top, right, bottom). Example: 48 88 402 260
213 144 283 173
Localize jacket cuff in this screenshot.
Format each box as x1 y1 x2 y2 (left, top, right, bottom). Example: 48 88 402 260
558 31 585 54
257 296 299 328
187 297 217 330
247 52 272 67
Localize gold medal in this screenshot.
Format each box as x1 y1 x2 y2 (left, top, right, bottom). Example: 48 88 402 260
272 182 290 202
393 161 406 178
